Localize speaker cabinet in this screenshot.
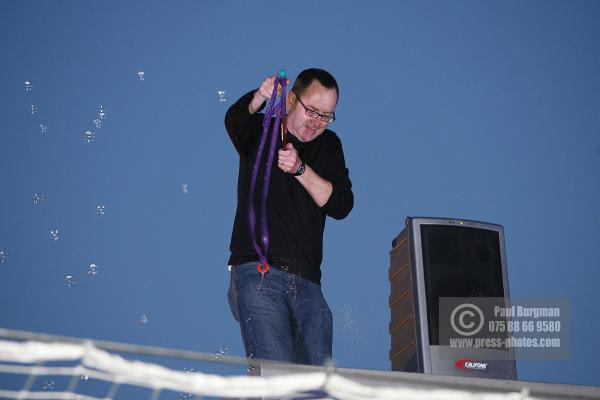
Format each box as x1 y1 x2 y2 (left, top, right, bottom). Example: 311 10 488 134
389 217 516 379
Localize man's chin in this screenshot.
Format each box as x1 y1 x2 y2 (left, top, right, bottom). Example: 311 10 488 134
300 129 321 142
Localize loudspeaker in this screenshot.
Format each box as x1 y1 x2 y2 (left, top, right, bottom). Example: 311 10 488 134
389 217 516 379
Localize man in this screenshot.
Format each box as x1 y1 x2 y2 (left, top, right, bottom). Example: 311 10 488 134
225 68 354 366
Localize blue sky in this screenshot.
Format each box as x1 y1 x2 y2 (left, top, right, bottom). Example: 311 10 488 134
1 0 599 387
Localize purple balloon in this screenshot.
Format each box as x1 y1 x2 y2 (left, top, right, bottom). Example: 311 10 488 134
247 75 288 272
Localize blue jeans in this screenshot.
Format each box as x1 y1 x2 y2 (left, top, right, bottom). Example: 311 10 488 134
228 262 333 366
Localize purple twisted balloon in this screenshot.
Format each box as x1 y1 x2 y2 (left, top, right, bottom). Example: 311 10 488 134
248 74 287 272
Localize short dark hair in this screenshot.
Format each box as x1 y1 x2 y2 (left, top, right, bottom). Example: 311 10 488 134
291 68 339 101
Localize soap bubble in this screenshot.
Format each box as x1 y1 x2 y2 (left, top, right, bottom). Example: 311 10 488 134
50 229 60 241
64 275 76 287
338 305 360 346
88 263 99 275
96 205 106 216
247 353 257 373
33 193 44 205
217 90 227 102
177 392 192 400
213 345 229 360
181 183 189 194
42 381 55 390
177 369 196 400
97 105 107 120
0 250 8 264
24 81 34 92
83 130 95 143
139 314 149 325
30 105 39 115
138 71 145 81
93 118 102 128
41 123 48 134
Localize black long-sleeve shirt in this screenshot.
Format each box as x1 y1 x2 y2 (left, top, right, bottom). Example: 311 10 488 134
225 90 354 285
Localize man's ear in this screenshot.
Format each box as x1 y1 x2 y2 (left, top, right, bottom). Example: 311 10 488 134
286 91 296 110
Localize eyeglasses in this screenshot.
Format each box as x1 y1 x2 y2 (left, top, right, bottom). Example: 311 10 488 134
293 92 336 123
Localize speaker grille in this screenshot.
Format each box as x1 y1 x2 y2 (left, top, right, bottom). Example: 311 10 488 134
420 225 505 345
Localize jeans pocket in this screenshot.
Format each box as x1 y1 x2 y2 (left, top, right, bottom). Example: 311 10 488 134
227 269 240 322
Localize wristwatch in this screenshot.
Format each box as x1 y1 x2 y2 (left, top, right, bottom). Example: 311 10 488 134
292 162 306 176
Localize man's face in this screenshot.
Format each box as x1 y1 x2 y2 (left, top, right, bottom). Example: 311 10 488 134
286 81 337 142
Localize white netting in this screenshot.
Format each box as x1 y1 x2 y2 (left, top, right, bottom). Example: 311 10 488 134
0 338 540 400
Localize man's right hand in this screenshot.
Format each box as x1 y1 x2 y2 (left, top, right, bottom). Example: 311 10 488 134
248 75 289 114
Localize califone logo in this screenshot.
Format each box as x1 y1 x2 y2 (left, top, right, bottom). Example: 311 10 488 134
455 359 488 371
